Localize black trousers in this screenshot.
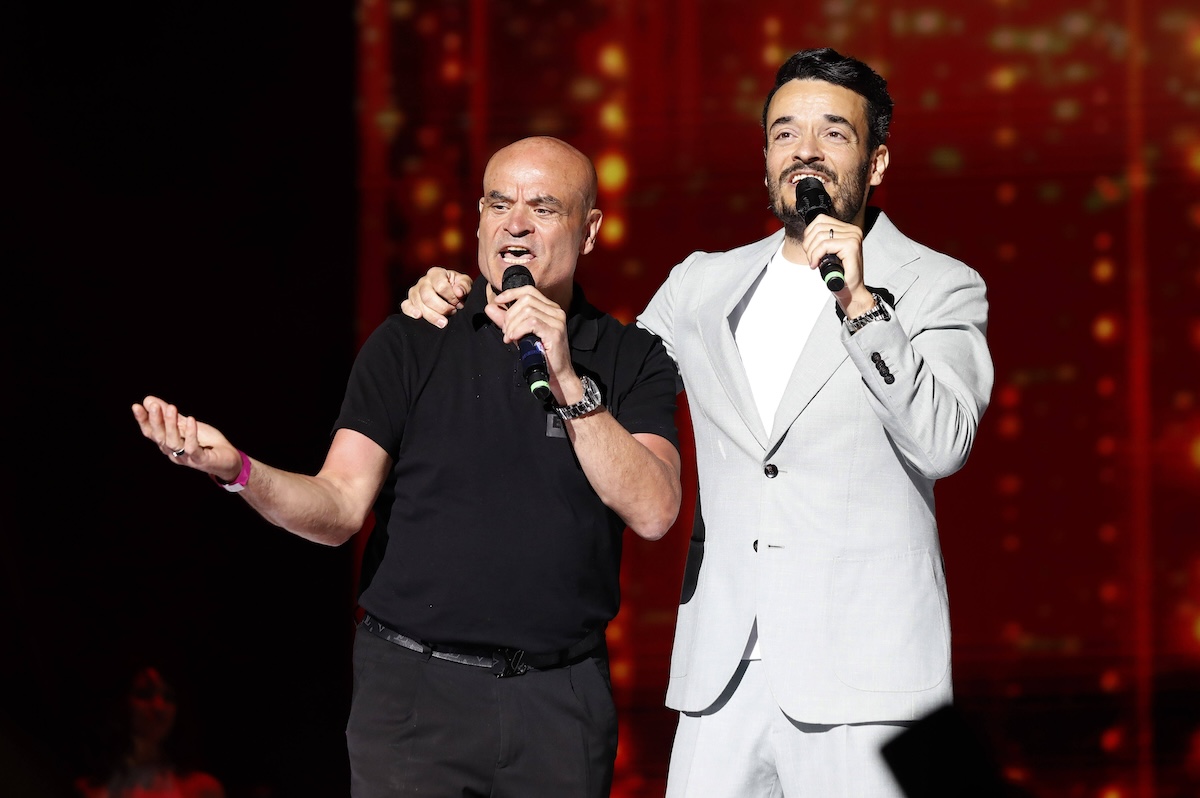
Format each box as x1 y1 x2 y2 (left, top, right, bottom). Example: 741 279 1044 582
346 623 618 797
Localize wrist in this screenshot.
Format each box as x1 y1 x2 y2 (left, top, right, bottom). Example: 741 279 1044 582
212 449 251 493
839 289 877 319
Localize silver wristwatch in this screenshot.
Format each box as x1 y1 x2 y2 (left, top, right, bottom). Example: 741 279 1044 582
844 293 891 334
553 376 603 420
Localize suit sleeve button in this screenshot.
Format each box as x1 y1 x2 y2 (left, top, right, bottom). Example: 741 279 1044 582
753 540 758 552
764 464 778 478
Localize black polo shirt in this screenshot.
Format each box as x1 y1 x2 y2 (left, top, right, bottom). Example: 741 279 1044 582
336 282 679 654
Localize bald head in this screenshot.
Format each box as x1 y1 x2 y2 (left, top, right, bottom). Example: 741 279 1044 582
484 136 598 212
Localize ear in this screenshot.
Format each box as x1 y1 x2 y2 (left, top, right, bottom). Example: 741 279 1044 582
869 145 890 187
580 208 603 255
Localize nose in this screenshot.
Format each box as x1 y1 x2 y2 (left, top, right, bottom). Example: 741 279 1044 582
504 204 534 237
785 129 823 165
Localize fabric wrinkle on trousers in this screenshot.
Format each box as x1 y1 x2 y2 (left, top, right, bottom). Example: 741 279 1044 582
666 659 911 797
346 621 617 798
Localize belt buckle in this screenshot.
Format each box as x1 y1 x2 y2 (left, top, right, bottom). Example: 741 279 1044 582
492 648 528 678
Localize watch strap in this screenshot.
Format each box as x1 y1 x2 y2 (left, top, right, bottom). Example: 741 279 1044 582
552 376 603 420
844 292 891 334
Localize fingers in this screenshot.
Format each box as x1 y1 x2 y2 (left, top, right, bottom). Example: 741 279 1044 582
491 290 568 349
803 215 864 288
400 267 470 327
132 396 192 460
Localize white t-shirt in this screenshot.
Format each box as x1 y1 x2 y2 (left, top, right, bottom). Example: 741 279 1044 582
730 241 830 436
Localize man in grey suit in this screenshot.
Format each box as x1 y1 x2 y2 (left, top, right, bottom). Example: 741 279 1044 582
404 48 993 798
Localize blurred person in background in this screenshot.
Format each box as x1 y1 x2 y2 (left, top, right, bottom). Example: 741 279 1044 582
75 665 224 798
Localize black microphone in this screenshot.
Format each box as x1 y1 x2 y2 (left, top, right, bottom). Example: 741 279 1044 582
795 176 846 292
500 265 552 404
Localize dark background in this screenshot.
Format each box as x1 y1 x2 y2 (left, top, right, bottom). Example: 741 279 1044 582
3 2 357 795
4 1 1200 797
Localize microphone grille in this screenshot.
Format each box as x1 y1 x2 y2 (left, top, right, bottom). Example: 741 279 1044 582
501 264 535 292
795 176 832 224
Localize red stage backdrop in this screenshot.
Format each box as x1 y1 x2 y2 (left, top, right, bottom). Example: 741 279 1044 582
355 2 1200 796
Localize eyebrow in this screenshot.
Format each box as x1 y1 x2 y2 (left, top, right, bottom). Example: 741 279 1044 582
486 190 566 208
768 113 858 134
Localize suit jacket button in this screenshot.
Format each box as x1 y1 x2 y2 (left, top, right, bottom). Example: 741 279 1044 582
753 540 758 552
764 464 778 478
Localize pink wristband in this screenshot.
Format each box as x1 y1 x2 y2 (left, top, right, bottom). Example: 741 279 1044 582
212 449 251 493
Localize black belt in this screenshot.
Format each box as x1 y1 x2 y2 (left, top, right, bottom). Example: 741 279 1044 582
360 613 605 678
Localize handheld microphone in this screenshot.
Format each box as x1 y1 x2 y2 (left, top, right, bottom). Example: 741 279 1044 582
500 265 552 404
795 176 846 292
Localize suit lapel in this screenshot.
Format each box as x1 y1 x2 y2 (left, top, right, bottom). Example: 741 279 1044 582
767 211 919 453
697 232 783 450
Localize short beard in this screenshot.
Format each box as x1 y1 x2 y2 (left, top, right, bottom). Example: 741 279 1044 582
769 156 872 239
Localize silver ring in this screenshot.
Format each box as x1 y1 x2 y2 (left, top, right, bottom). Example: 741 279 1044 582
829 228 834 240
171 447 186 457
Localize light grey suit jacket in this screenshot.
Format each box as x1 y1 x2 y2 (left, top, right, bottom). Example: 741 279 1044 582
637 209 993 724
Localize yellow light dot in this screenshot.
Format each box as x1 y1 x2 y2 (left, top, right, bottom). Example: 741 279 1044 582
763 44 785 68
413 179 441 211
1092 257 1114 283
441 228 462 253
599 102 628 135
596 153 629 193
1092 314 1119 343
988 66 1018 92
598 44 627 78
600 215 626 247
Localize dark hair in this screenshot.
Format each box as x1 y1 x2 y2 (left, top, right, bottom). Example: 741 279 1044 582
761 48 894 152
